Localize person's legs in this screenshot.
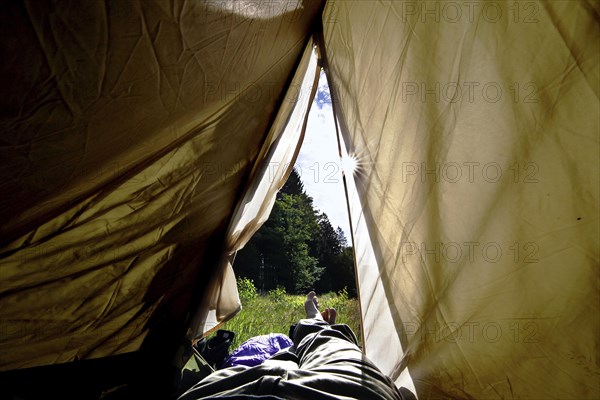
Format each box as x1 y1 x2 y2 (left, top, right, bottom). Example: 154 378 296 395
304 291 337 324
285 293 405 400
295 291 356 346
179 292 412 400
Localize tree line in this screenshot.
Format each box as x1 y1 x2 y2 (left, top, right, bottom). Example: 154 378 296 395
233 169 357 297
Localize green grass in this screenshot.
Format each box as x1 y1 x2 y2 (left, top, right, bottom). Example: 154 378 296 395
218 292 362 351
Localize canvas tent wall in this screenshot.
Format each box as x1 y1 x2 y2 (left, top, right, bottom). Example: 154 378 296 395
321 1 599 398
1 1 598 399
0 0 324 397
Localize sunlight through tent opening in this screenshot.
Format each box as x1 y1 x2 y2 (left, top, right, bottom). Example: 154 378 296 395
342 153 359 177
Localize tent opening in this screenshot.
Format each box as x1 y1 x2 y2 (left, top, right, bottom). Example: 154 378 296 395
222 67 364 349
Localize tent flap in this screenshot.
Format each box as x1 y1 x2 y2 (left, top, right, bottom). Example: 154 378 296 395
190 40 320 338
323 0 599 399
0 0 322 371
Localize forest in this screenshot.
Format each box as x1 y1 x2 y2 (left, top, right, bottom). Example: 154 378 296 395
233 168 357 297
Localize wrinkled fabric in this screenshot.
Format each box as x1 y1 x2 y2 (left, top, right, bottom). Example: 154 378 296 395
0 0 322 370
323 0 599 399
222 334 293 368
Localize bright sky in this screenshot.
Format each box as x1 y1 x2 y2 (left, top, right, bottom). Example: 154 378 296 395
295 70 351 240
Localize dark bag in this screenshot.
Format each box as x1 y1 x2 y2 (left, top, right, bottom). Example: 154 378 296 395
194 330 235 370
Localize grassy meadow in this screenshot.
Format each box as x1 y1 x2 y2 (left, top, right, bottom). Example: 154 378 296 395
219 285 362 351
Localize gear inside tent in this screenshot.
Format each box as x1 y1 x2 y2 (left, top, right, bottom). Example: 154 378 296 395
0 1 598 399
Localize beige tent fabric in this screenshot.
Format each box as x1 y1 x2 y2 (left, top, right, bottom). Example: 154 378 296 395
324 1 599 399
0 0 322 370
191 42 320 338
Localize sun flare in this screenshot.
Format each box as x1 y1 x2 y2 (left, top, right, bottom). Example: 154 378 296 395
342 153 359 176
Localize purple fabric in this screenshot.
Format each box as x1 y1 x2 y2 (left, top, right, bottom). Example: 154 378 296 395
222 333 293 368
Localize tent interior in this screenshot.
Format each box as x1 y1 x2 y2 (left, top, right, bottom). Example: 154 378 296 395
1 1 598 399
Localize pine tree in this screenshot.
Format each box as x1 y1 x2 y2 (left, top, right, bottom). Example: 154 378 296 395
336 227 348 248
281 168 305 196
